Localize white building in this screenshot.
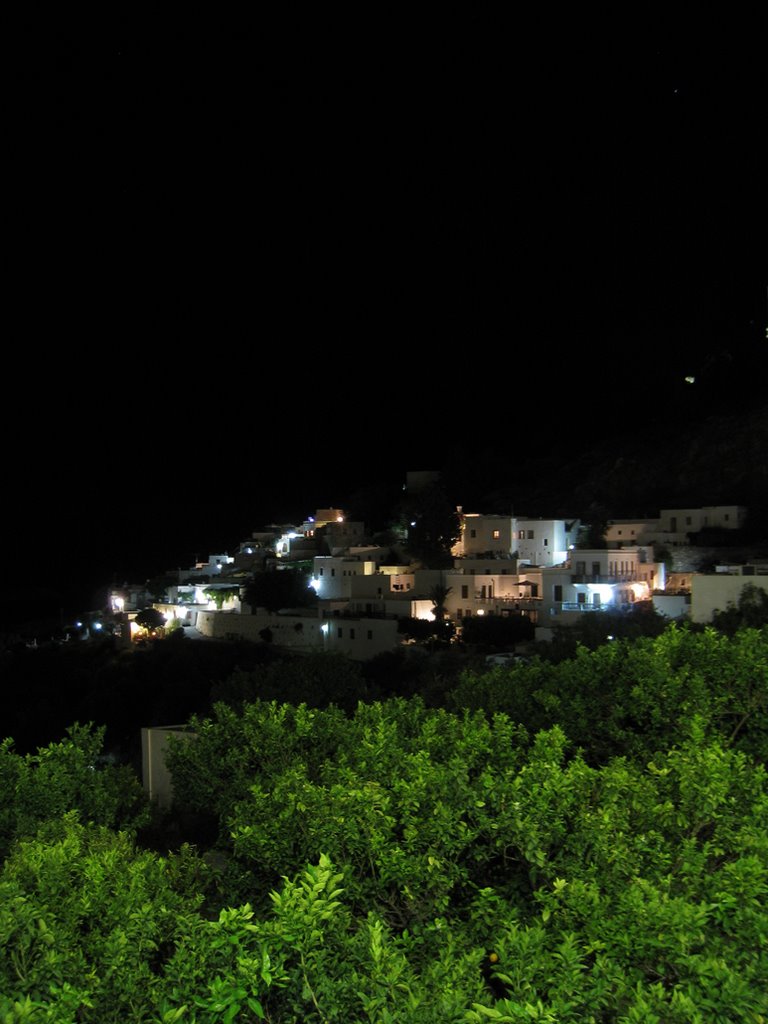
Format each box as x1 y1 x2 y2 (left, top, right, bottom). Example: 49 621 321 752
690 564 768 623
454 513 578 566
605 518 659 546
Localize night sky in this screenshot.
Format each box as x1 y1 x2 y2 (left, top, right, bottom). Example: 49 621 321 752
5 16 767 615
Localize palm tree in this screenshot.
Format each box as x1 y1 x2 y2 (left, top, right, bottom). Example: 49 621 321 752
429 584 452 625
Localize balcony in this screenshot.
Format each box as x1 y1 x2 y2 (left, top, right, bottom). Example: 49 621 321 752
570 574 630 584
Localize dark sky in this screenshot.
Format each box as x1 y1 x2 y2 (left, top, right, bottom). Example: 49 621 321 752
5 16 767 609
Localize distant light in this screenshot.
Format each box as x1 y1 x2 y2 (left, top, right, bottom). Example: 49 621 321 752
92 622 102 631
309 578 321 592
587 583 614 603
321 622 330 635
477 609 485 616
684 376 695 384
336 516 344 523
410 521 416 528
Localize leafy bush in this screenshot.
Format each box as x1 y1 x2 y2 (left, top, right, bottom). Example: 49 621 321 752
0 723 150 860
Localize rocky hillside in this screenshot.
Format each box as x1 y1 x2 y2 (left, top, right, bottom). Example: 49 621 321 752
448 404 768 536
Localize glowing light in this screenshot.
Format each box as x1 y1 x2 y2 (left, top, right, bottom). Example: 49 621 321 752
309 578 321 593
336 516 344 523
321 622 330 635
477 609 485 616
685 376 695 384
630 582 650 600
586 583 615 604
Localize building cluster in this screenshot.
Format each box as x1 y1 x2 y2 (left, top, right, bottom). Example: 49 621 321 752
111 474 767 661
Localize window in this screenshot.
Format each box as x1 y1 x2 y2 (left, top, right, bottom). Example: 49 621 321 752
461 585 469 598
367 630 372 640
554 584 562 601
544 538 548 546
350 629 356 639
470 529 477 538
337 627 343 638
492 529 500 540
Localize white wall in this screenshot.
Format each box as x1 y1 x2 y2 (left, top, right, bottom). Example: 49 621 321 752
195 608 400 659
141 726 196 809
690 574 768 624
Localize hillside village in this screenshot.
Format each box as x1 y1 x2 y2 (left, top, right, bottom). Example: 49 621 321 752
110 469 768 662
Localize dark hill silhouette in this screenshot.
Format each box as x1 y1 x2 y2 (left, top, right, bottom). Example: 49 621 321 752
441 405 768 534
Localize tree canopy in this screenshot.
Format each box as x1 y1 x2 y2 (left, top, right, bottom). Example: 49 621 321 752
1 623 767 1020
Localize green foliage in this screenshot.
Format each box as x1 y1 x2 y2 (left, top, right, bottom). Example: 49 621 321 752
0 814 206 1022
208 652 369 713
3 624 768 1020
711 582 768 635
134 607 167 632
449 624 768 763
0 723 150 860
539 602 668 659
201 586 240 610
